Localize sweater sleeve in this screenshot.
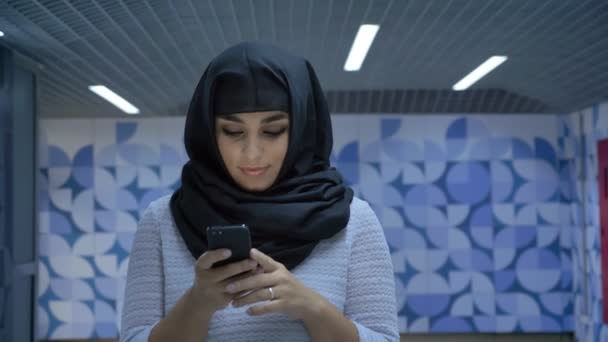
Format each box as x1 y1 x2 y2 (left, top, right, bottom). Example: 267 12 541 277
344 201 400 342
119 204 164 342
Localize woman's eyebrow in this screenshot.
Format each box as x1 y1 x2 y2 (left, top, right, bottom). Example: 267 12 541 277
217 115 244 123
261 113 288 124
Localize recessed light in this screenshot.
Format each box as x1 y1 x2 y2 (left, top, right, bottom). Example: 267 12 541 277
344 25 380 72
88 85 140 114
453 56 508 91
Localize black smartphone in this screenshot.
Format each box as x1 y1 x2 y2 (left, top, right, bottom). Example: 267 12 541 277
206 224 252 268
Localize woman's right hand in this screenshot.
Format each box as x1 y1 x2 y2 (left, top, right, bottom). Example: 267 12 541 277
189 249 259 315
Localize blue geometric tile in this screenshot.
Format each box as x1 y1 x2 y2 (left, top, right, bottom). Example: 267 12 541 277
534 138 557 166
381 118 401 139
431 316 473 333
48 146 71 167
116 122 137 144
513 138 534 159
446 118 467 139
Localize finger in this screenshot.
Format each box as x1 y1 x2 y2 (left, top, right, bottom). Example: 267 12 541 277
214 259 258 282
246 300 285 316
250 248 281 272
197 249 232 270
228 266 265 292
226 265 260 283
252 265 265 275
225 272 275 294
232 286 277 307
226 267 264 298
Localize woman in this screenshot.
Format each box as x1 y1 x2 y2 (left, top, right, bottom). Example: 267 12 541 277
120 42 398 342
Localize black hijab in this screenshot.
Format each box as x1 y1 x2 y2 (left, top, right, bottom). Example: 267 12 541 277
169 42 353 270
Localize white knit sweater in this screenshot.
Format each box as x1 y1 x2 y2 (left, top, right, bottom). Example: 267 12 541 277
120 195 399 341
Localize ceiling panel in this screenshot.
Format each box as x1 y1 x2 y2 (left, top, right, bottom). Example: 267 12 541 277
0 0 606 117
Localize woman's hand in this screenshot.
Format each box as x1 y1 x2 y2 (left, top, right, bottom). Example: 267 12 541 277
189 249 259 316
228 248 328 322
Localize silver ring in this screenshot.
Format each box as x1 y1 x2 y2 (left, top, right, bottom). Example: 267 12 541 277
268 287 275 301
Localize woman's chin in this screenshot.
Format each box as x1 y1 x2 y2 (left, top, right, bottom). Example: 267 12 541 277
237 180 272 192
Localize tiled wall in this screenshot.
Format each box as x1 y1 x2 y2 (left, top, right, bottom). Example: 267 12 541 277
37 113 574 339
568 102 608 342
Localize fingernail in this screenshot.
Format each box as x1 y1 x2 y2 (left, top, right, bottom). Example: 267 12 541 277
226 283 236 292
224 250 231 257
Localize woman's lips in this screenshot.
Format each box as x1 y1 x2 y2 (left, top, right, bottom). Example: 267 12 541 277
240 167 269 176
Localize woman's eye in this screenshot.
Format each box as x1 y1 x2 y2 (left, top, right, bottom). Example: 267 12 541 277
264 127 288 137
222 128 243 136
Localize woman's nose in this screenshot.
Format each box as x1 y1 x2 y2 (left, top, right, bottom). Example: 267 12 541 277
242 137 263 160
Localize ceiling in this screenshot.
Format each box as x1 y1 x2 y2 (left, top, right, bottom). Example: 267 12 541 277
0 0 607 117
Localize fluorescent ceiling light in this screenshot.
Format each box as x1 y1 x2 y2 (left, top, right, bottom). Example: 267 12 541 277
89 85 139 114
344 24 379 71
453 56 508 91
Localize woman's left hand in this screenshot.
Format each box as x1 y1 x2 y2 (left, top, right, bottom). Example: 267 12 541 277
227 248 326 322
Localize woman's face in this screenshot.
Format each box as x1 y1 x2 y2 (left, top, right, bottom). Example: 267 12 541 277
215 111 289 192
